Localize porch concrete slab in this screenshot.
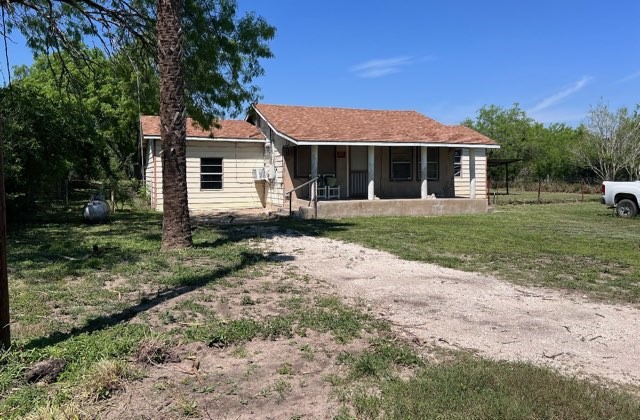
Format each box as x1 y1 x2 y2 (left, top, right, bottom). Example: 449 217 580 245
298 198 488 219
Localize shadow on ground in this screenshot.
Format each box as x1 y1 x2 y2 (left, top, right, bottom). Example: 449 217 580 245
12 211 353 351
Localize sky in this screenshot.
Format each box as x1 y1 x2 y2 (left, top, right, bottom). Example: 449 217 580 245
4 0 640 126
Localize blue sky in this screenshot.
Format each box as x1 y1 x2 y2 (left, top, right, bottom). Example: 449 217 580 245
4 0 640 125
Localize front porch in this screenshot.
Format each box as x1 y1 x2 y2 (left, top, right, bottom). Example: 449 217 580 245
282 144 486 202
290 196 489 219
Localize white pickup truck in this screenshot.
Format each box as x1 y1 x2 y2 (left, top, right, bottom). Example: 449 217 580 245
601 181 640 217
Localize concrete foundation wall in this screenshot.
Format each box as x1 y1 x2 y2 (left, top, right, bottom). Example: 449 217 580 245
297 198 489 219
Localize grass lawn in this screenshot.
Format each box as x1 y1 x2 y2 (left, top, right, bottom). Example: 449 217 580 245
1 204 639 418
282 201 640 304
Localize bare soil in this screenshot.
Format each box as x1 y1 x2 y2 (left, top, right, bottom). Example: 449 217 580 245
262 233 640 386
95 261 373 419
93 225 639 418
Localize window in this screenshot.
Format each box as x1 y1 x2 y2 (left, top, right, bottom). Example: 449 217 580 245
295 146 311 178
390 147 412 181
453 149 462 177
294 145 337 178
417 148 440 180
201 158 223 190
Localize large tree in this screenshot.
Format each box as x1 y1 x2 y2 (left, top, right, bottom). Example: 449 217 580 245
576 104 640 181
0 84 100 202
0 0 274 347
157 0 190 248
2 0 274 248
463 104 581 182
13 49 160 183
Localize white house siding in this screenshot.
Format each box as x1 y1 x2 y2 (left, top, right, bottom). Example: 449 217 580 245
454 148 487 198
146 139 266 212
144 139 159 209
265 134 285 209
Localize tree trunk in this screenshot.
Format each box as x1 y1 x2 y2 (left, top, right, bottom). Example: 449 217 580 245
0 121 10 349
157 0 192 249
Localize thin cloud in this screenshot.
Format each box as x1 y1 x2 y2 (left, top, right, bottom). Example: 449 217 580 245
530 76 593 112
617 70 640 84
350 56 413 78
528 108 586 126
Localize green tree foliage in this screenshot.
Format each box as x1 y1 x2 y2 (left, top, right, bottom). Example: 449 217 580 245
3 0 275 125
183 0 275 123
462 104 582 182
14 49 159 181
15 49 158 180
3 0 275 250
0 85 98 202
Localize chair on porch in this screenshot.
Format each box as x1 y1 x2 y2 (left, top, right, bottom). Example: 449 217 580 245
326 176 340 199
314 175 327 199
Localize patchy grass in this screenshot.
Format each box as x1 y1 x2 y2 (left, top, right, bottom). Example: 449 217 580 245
2 206 639 418
281 202 640 304
345 357 640 419
2 209 271 417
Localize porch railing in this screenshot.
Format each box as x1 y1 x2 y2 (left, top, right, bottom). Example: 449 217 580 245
285 177 319 218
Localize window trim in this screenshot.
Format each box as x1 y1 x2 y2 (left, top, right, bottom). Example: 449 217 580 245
453 149 462 177
200 157 223 190
416 147 440 181
389 147 413 181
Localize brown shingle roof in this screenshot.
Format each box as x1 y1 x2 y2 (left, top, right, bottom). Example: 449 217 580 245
443 125 497 144
254 104 497 145
140 115 264 140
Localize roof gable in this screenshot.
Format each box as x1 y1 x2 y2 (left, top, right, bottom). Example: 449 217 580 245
253 104 496 146
140 115 264 140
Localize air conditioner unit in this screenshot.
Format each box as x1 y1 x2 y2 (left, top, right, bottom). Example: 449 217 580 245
252 168 266 181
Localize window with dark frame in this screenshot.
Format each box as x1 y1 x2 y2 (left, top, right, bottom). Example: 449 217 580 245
200 157 223 190
453 149 462 177
416 148 440 180
294 145 337 178
390 147 412 181
294 146 311 178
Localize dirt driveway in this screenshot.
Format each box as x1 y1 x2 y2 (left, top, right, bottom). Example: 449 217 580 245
262 232 640 386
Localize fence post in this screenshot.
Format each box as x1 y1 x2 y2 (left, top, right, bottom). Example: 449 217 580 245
537 179 542 203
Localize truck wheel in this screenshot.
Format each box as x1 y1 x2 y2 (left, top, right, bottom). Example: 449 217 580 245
616 199 638 218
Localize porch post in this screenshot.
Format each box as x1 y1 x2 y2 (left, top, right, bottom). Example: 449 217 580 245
420 146 428 199
367 146 375 200
469 148 476 199
311 145 319 200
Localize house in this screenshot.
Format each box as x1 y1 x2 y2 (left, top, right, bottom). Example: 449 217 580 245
141 104 499 217
140 116 268 211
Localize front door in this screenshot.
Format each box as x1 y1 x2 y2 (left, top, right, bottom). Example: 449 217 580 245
349 146 368 197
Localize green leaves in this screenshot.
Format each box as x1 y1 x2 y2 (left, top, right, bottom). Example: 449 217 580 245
463 104 581 181
182 0 276 125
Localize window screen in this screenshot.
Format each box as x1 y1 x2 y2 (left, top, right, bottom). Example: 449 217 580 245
390 147 412 181
417 148 440 180
201 158 223 190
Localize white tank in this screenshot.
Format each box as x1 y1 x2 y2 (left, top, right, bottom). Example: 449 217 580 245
83 194 110 222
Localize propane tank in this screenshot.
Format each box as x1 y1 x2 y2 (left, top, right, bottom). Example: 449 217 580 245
83 193 110 222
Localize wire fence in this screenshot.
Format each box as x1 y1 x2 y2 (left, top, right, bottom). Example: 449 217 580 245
7 179 149 221
487 179 602 205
